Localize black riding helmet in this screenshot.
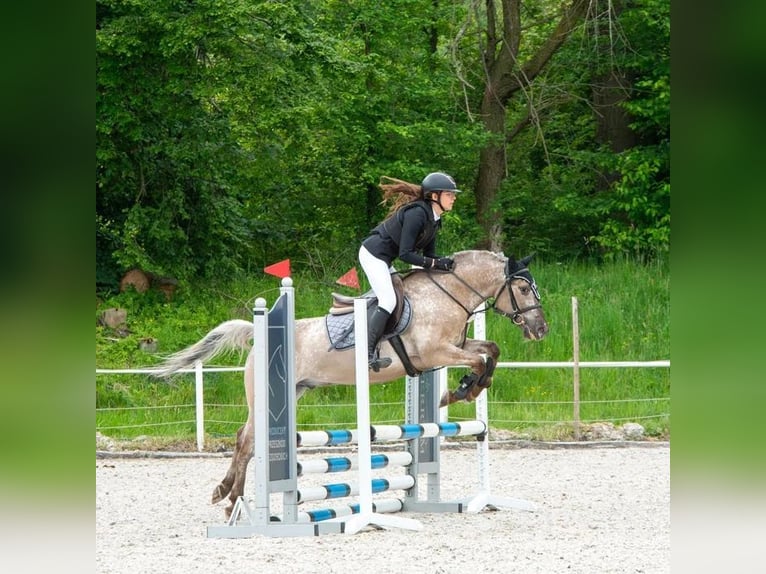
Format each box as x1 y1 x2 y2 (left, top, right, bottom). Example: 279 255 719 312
421 172 462 199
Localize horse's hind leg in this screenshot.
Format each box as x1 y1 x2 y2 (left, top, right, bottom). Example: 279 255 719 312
224 422 254 520
211 424 245 504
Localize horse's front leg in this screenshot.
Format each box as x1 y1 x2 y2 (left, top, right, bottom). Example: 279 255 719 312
465 339 501 401
439 339 500 407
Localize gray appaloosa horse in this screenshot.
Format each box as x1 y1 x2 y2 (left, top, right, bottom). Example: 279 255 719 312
157 250 548 517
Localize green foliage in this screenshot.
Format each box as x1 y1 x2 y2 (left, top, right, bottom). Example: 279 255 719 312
97 0 492 290
97 0 669 280
592 143 670 256
96 0 254 285
591 0 670 257
494 0 671 261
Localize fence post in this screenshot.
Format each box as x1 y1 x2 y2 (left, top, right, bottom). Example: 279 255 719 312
195 360 205 451
472 305 491 493
572 297 581 440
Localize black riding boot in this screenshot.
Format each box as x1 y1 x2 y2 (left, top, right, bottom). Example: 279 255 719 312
367 308 392 371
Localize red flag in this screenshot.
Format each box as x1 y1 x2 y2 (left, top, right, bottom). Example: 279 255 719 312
264 259 291 278
336 267 360 290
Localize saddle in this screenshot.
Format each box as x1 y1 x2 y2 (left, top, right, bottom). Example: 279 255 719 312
324 274 420 376
328 274 406 332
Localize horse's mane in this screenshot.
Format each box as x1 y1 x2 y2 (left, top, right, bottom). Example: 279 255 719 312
451 249 505 262
396 250 506 282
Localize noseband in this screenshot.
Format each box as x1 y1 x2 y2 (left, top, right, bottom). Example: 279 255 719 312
490 262 542 325
425 257 542 324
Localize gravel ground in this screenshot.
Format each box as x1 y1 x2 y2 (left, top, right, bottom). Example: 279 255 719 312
96 443 669 574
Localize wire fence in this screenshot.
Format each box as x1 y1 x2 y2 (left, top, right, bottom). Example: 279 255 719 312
96 360 670 449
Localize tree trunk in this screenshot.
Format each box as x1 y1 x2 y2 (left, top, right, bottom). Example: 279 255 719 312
475 99 507 251
591 0 635 190
472 0 591 250
594 70 635 153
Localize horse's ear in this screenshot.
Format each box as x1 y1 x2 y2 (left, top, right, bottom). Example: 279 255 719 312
519 254 534 267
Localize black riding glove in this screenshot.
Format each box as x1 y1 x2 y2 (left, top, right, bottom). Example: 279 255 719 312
433 257 454 271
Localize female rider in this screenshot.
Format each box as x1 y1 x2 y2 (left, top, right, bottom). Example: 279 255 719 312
359 172 461 370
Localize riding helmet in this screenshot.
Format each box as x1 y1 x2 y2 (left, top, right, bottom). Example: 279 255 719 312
421 172 462 196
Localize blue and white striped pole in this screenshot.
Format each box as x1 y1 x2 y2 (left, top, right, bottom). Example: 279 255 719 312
293 499 403 524
297 452 413 476
296 421 486 448
296 475 415 503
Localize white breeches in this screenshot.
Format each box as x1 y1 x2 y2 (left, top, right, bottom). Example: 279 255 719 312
358 245 397 313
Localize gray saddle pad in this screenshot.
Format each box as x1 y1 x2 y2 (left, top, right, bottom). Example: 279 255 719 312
326 298 413 350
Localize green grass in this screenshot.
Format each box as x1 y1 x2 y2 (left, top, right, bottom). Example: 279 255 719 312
96 257 670 448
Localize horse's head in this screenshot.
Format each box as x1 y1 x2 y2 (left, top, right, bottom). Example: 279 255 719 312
492 254 549 340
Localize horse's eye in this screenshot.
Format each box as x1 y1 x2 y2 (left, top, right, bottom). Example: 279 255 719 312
520 286 530 295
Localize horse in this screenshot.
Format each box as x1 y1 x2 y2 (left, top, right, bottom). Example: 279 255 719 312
156 250 548 518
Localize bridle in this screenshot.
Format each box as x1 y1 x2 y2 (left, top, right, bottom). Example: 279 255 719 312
425 257 542 325
490 259 542 324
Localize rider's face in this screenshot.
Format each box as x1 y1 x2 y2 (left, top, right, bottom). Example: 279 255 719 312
439 191 457 212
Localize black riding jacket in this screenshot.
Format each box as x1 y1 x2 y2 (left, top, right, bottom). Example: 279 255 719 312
362 200 441 267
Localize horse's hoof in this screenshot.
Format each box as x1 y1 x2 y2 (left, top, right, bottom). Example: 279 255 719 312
224 505 234 520
452 386 470 401
211 485 225 504
451 378 476 401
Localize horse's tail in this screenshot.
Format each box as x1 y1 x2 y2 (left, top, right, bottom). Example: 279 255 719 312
154 319 253 378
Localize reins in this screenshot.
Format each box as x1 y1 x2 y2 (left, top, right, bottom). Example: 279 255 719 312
422 261 542 325
423 271 483 318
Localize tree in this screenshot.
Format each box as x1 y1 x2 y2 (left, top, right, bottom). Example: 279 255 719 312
590 0 670 256
460 0 591 250
96 0 255 286
96 0 669 289
447 0 668 260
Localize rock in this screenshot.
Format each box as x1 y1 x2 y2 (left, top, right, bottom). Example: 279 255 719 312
120 269 150 293
99 307 127 329
582 422 623 440
621 422 645 439
96 431 116 451
138 337 158 353
152 276 179 301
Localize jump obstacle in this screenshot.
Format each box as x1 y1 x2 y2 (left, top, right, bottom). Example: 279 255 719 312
206 278 534 538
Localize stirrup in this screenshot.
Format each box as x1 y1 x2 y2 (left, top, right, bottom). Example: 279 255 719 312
369 357 392 372
368 349 392 372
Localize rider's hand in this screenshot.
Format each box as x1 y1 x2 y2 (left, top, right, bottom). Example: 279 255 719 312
434 257 454 271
